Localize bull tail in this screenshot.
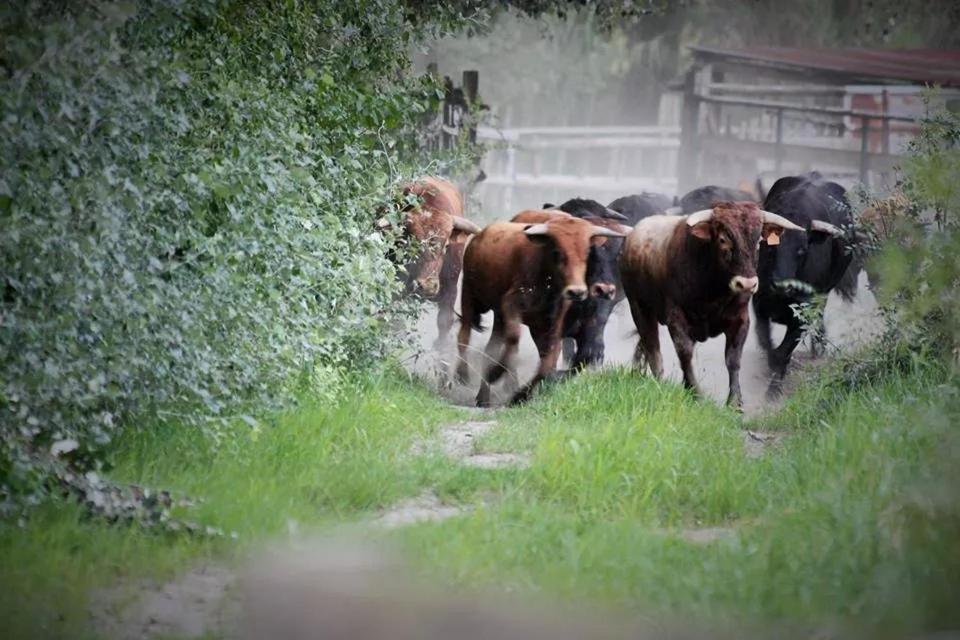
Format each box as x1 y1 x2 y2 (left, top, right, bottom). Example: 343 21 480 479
836 256 861 303
454 309 485 333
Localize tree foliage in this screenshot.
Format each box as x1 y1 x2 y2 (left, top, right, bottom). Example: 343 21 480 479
0 0 474 517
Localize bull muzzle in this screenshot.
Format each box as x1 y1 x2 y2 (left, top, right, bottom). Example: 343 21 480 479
563 285 588 302
591 282 617 300
729 276 759 295
411 277 440 297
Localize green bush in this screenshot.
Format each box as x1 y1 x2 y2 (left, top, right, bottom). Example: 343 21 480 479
0 0 472 515
869 100 960 367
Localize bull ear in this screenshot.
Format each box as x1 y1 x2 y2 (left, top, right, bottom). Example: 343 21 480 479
760 210 805 232
589 225 627 238
451 216 482 234
523 223 550 237
542 202 556 209
809 219 844 237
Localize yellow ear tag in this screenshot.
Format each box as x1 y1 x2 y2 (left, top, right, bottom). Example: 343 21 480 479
766 231 781 246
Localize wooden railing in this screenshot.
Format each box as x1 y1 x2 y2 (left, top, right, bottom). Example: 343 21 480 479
475 126 680 215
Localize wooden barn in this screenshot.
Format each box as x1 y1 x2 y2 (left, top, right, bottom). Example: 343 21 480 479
675 47 960 194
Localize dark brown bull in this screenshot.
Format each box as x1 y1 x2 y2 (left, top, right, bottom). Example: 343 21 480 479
456 214 626 407
379 176 481 345
619 202 803 408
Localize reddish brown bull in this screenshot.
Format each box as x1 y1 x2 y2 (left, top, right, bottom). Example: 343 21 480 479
619 202 803 408
456 214 626 407
379 176 481 345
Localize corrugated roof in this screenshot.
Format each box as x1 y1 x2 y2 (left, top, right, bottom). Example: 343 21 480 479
690 46 960 87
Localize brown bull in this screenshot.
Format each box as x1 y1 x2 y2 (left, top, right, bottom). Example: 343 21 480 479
380 176 481 344
619 202 803 408
456 214 626 407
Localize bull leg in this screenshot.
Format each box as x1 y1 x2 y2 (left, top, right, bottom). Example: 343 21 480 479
475 314 505 408
571 302 613 371
511 308 568 406
767 316 804 399
666 310 699 395
754 307 773 354
435 241 465 351
434 296 456 352
724 313 750 410
629 299 663 378
478 313 522 408
561 337 577 368
455 293 476 385
809 315 827 358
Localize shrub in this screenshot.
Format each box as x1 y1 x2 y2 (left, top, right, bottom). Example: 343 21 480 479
0 0 475 517
869 99 960 367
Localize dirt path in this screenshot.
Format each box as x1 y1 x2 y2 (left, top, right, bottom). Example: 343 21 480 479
88 406 788 639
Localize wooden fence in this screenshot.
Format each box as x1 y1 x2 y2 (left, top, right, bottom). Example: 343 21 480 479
677 70 926 193
474 125 679 217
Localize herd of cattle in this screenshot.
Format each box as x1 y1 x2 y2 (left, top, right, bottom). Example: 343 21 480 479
381 172 874 409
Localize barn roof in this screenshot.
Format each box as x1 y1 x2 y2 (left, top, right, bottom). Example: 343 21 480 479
690 46 960 87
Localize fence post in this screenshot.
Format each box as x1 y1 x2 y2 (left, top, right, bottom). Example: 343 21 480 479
677 66 701 194
462 70 479 145
880 89 891 186
774 108 785 175
504 144 516 213
859 116 870 185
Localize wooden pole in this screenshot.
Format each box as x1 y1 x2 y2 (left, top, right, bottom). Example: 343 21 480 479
462 70 479 145
774 108 784 175
677 66 701 194
859 116 870 185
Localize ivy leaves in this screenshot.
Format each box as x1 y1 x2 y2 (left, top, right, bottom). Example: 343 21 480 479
0 0 470 521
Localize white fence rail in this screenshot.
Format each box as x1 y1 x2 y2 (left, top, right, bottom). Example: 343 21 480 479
474 125 680 217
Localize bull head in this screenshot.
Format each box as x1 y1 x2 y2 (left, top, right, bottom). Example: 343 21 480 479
686 208 804 245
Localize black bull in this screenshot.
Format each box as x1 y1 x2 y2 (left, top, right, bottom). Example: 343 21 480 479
543 194 670 369
753 172 861 396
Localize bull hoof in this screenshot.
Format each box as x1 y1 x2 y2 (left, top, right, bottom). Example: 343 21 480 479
725 395 744 413
765 383 783 401
509 384 536 406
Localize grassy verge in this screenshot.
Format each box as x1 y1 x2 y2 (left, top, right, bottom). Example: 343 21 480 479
0 370 466 639
2 358 958 638
399 362 960 635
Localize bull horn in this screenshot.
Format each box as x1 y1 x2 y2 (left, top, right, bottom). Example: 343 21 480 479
590 225 628 238
451 216 482 234
664 206 683 215
760 210 805 232
685 209 714 226
523 223 550 236
604 207 629 221
809 219 844 236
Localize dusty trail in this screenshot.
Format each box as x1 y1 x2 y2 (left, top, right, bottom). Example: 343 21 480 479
408 272 882 416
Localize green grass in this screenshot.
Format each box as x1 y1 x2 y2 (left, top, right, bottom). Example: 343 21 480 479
399 364 960 634
2 361 959 638
0 371 467 639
